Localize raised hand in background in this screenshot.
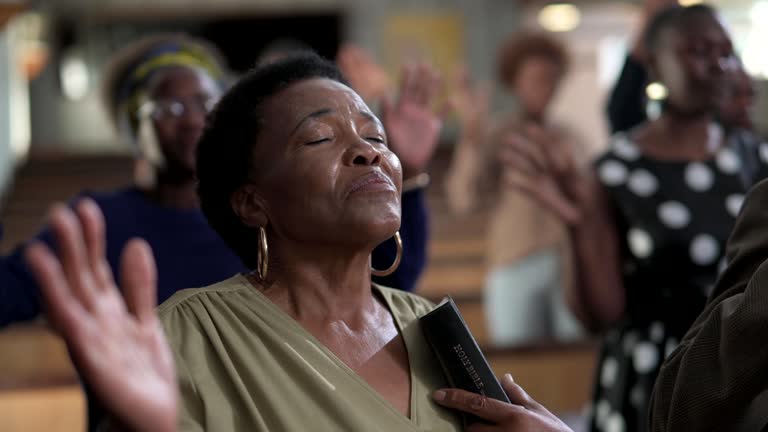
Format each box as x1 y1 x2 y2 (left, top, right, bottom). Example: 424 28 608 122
382 62 446 179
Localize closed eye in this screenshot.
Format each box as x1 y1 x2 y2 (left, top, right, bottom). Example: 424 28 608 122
366 137 386 144
306 138 332 145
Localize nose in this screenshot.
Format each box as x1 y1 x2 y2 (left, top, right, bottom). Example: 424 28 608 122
343 137 382 167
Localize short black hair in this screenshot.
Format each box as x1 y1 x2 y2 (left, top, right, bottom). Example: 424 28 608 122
196 51 347 269
644 4 718 54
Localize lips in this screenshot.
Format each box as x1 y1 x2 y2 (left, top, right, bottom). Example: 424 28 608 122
346 171 397 197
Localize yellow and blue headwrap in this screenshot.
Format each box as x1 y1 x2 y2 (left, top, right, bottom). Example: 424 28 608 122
114 39 227 144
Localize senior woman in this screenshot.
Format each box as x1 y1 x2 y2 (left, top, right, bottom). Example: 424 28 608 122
26 53 571 432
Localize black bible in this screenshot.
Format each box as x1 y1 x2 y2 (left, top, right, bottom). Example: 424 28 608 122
420 297 510 422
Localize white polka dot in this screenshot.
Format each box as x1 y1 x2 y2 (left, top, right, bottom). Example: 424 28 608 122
630 386 646 408
716 148 741 174
685 162 714 192
627 169 658 197
690 234 720 266
665 338 679 357
633 342 659 374
650 322 665 343
657 201 691 229
599 160 629 186
606 412 627 432
595 399 611 428
726 194 745 218
760 143 768 164
600 357 619 388
613 136 640 161
628 228 654 259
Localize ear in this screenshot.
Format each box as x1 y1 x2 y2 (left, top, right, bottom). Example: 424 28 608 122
231 184 269 229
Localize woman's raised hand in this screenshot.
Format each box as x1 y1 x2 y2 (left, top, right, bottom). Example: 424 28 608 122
25 199 177 432
382 62 445 178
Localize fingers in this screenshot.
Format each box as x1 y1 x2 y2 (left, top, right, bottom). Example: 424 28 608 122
25 241 88 338
48 204 99 310
120 238 158 324
433 387 525 423
399 63 417 106
422 65 442 108
501 134 549 175
500 374 538 409
398 62 441 108
75 198 114 289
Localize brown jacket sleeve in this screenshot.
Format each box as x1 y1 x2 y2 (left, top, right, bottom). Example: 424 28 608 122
649 179 768 432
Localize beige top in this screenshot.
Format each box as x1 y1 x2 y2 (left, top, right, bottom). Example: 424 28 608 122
158 275 462 432
444 115 575 270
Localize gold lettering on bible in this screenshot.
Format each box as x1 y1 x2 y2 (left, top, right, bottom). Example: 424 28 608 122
452 344 485 393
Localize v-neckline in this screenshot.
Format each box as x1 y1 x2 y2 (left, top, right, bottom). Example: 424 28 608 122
235 275 419 427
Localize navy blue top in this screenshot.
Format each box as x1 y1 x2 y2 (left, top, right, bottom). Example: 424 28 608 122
0 186 428 328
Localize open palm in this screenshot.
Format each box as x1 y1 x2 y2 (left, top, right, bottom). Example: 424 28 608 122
382 63 444 178
25 199 177 432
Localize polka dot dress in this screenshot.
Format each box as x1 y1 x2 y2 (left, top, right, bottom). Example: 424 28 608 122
587 134 768 432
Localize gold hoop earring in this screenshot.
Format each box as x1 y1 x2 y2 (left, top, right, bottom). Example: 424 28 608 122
257 226 269 281
371 231 402 277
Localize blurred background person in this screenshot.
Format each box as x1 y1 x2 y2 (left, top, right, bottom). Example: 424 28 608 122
444 31 585 347
0 33 245 329
502 5 768 432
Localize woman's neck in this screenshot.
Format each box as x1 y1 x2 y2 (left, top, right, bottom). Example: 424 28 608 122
638 110 720 160
257 240 379 326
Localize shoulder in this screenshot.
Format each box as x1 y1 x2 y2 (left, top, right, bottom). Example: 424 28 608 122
158 275 249 323
78 186 143 206
75 187 146 220
374 284 436 318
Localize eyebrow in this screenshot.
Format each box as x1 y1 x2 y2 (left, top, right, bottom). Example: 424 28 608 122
289 108 383 136
361 112 386 132
290 108 334 136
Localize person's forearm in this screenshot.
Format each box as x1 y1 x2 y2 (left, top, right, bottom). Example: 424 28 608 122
444 128 486 214
565 187 625 331
606 56 649 134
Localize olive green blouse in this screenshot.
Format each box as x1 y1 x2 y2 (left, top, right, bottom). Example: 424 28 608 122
158 274 462 432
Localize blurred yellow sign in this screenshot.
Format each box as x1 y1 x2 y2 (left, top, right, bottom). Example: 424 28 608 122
381 11 464 81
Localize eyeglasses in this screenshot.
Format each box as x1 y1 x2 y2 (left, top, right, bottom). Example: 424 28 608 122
139 96 218 120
